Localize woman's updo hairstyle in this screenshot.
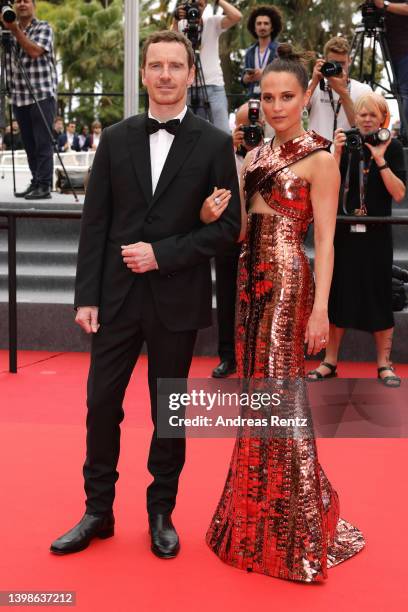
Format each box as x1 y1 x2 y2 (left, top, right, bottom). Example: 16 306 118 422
262 43 314 92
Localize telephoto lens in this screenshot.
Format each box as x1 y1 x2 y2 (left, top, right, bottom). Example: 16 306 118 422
364 128 391 146
0 1 16 23
320 61 343 78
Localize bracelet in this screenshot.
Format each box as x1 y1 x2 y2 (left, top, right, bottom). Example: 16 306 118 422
377 162 389 171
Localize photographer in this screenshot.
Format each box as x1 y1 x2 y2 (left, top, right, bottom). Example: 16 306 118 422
308 37 372 142
242 4 282 98
2 0 57 199
211 101 264 378
373 0 408 138
172 0 242 132
307 93 406 387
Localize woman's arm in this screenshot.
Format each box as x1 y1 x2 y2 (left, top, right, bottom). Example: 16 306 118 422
365 140 406 203
306 151 340 354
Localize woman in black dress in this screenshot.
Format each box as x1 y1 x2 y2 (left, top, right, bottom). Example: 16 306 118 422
307 92 406 386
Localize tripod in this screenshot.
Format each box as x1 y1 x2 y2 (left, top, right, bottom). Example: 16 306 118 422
350 15 408 144
184 23 213 123
0 29 78 201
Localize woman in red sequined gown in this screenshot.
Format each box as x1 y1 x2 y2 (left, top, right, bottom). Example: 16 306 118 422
206 45 365 582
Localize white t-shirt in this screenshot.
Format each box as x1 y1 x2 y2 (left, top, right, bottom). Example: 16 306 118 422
308 78 372 142
179 15 226 86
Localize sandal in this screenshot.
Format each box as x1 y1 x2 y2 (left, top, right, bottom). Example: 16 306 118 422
306 361 337 382
377 365 401 388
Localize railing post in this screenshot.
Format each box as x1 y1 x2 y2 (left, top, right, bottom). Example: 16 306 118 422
8 214 17 373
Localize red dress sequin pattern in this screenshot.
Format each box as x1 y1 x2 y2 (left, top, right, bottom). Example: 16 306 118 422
206 131 365 582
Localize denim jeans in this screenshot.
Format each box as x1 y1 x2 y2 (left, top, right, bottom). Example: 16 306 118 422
188 84 230 133
394 54 408 137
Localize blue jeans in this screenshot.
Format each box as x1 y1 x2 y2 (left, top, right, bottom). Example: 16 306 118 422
394 54 408 136
188 84 230 133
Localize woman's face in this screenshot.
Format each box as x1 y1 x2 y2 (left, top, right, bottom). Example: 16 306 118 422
355 105 383 134
261 71 308 134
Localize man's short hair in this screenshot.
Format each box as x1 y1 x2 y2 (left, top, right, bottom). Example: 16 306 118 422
247 5 283 41
323 36 350 58
142 31 195 70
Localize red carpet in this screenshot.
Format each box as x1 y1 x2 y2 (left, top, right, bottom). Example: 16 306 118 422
0 351 407 611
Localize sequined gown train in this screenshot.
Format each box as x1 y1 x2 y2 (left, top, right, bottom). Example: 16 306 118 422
206 132 365 582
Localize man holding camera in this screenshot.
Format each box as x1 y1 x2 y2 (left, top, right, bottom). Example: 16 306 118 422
172 0 242 133
2 0 57 200
373 0 408 138
308 37 372 142
212 100 265 378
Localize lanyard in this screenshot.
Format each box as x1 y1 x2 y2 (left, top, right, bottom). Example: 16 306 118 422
327 81 350 136
257 45 270 70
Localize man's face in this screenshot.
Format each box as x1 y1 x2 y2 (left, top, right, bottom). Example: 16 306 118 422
12 121 19 132
14 0 35 20
255 15 273 39
54 119 63 132
67 122 76 134
142 42 194 108
325 52 350 80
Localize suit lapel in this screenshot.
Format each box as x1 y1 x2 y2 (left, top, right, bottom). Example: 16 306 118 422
127 113 153 204
149 110 202 209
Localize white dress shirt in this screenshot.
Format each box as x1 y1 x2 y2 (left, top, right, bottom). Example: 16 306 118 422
148 106 187 194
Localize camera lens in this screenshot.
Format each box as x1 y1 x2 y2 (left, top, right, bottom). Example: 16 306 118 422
377 128 391 142
321 61 343 78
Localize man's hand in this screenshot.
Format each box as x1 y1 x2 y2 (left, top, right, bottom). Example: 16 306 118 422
311 59 325 85
75 306 100 334
232 125 245 150
374 0 384 8
121 242 159 273
327 75 348 97
0 17 19 35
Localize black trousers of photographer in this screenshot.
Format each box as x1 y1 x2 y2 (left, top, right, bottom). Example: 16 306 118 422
215 244 241 363
13 96 56 189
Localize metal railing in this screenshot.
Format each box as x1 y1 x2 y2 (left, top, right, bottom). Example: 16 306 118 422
0 209 407 373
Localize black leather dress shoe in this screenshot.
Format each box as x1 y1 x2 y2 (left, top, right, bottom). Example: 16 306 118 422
15 183 37 198
212 360 237 378
148 513 180 559
25 185 51 200
50 512 114 555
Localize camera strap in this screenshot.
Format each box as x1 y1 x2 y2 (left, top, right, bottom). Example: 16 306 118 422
328 80 350 137
342 148 371 216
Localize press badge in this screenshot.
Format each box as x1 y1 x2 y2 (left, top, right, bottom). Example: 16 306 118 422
350 224 366 233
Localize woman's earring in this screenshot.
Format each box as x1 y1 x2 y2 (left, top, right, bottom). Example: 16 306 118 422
302 107 309 120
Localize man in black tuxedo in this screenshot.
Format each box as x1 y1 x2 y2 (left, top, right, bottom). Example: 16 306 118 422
50 30 240 558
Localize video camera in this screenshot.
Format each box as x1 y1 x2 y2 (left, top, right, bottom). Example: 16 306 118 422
360 1 385 30
344 127 391 151
176 1 202 49
242 99 263 147
0 1 16 24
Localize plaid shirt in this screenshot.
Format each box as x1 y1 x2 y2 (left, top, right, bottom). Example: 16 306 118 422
8 18 57 107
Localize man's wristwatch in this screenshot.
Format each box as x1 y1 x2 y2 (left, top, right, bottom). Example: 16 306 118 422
377 161 389 171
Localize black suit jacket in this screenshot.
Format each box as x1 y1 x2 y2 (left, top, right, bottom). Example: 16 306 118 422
74 110 241 331
58 132 81 152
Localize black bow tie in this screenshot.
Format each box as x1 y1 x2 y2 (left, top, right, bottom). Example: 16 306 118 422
146 117 181 136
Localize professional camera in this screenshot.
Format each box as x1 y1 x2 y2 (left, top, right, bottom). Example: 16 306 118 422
392 265 408 283
320 61 343 78
0 0 16 23
242 99 263 147
177 1 201 48
360 1 385 30
344 127 390 151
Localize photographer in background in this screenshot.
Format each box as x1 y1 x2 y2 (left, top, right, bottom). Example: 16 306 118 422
212 100 264 378
172 0 242 132
242 4 283 98
373 0 408 138
307 93 406 386
308 37 372 142
2 0 57 199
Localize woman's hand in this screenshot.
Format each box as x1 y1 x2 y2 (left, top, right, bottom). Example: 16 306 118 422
305 308 330 355
200 187 231 224
364 136 391 165
333 128 346 155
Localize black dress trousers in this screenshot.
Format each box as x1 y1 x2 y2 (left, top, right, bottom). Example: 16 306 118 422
83 277 197 516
